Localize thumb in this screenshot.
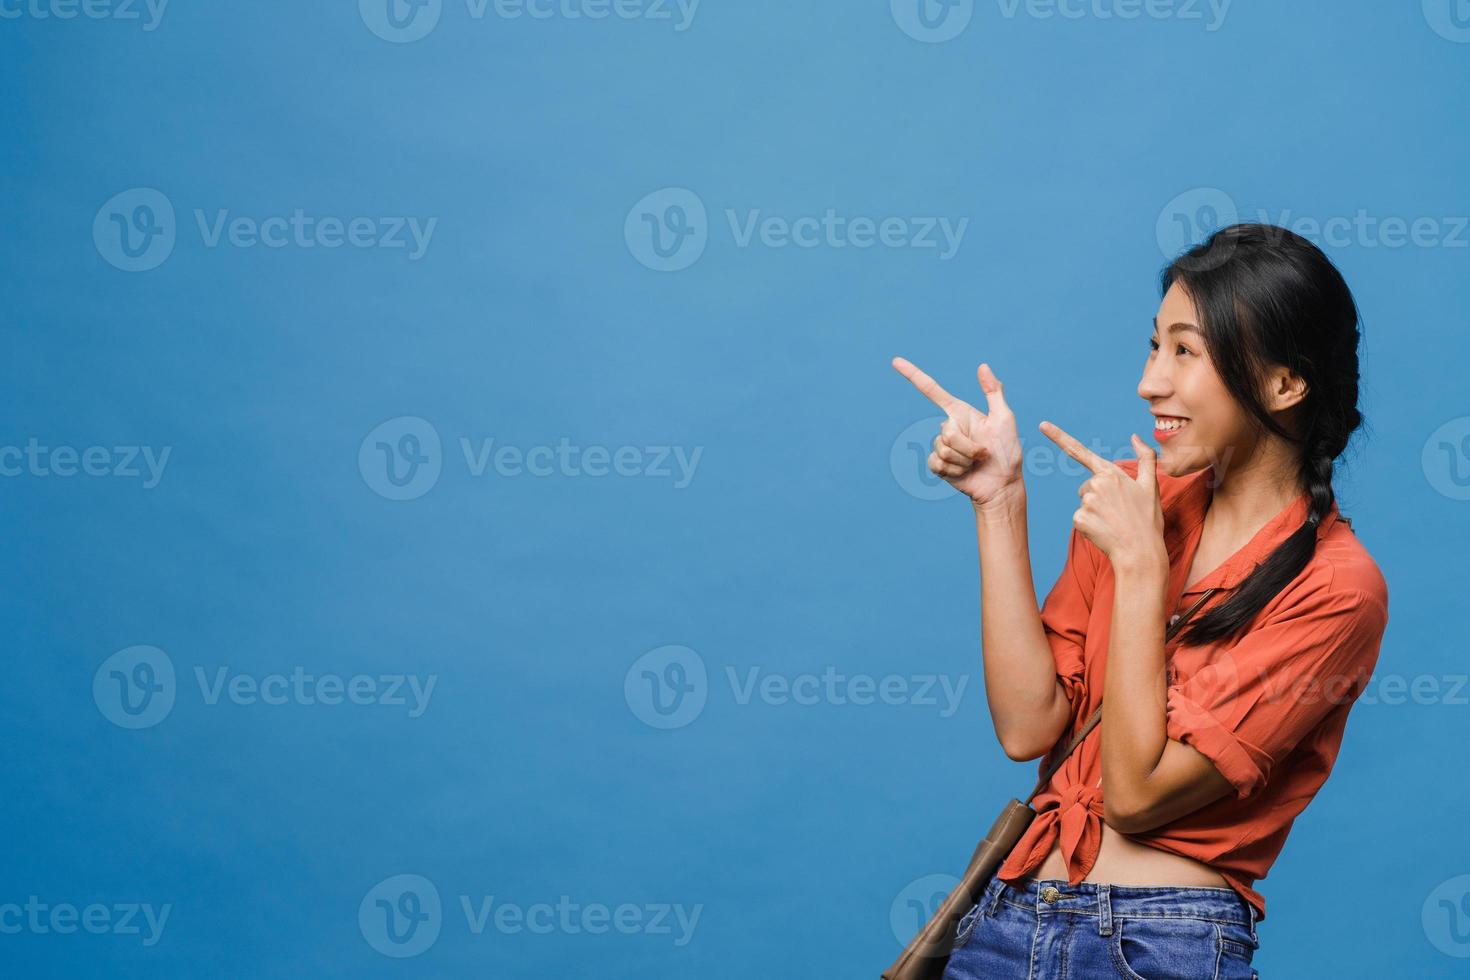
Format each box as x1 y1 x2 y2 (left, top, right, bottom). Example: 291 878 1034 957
1131 434 1158 496
976 362 1009 416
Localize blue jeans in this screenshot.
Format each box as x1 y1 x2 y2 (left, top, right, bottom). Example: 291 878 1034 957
943 873 1261 980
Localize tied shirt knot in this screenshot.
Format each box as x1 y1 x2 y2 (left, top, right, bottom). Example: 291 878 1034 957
996 773 1109 885
1055 782 1106 883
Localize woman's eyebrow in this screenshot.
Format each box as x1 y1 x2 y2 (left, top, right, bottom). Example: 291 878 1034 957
1152 318 1203 336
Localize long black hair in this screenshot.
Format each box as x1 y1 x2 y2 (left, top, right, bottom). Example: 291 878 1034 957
1162 223 1366 646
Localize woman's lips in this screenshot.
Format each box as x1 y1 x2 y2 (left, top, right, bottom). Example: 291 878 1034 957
1153 416 1190 442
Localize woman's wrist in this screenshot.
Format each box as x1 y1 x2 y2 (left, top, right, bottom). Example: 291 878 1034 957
1111 547 1170 583
972 482 1027 523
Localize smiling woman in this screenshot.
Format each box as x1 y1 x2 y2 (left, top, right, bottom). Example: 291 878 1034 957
891 223 1389 980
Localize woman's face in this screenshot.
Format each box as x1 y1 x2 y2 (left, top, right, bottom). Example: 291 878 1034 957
1138 281 1259 479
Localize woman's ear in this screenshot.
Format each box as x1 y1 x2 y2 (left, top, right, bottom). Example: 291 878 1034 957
1266 367 1309 412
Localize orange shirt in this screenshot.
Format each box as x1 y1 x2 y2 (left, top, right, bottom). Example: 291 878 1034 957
996 459 1389 923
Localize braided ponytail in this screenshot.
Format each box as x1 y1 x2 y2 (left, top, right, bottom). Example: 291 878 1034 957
1163 224 1366 646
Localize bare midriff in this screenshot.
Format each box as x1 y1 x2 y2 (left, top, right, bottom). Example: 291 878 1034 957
1031 823 1230 888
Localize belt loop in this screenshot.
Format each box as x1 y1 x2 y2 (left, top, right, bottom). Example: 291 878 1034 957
1097 883 1113 937
984 876 1006 918
1247 901 1258 943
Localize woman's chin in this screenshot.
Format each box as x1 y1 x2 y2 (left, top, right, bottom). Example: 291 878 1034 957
1155 443 1210 478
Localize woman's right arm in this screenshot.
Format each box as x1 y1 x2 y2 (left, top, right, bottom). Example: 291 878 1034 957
971 487 1073 761
892 357 1074 762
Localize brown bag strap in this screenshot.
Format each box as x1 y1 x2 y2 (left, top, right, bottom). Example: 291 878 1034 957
1023 587 1220 805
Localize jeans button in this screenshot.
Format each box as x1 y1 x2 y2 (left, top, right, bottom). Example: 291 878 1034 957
1040 886 1060 903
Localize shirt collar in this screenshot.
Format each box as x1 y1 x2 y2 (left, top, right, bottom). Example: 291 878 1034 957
1165 467 1341 596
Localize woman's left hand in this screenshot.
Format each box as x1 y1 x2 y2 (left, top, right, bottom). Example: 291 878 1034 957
1038 422 1168 574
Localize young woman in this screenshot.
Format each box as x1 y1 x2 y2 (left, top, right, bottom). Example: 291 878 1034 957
892 224 1389 979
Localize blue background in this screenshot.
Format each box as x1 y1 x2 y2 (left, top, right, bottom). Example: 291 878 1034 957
3 0 1468 976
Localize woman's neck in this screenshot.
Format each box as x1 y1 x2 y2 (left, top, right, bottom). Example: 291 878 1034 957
1203 438 1305 541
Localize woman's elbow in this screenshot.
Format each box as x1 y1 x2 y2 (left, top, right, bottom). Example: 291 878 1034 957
1104 798 1159 835
998 690 1071 762
1000 737 1050 762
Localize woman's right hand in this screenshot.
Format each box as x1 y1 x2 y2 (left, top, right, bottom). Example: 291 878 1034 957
892 356 1025 509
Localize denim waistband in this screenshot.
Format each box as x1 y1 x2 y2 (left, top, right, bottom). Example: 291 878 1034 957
982 873 1256 939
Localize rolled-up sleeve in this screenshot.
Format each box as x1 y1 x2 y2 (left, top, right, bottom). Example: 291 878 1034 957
1166 585 1388 800
1041 526 1100 710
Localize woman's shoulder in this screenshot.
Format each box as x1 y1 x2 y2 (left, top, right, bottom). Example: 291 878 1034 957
1263 515 1389 632
1313 514 1390 611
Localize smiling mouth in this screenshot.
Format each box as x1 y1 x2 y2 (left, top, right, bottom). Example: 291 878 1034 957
1153 416 1190 441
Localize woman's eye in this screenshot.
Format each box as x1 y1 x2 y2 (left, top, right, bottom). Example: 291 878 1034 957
1148 338 1159 351
1176 344 1192 356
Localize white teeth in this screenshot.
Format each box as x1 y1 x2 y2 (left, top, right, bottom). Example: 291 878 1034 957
1154 418 1188 431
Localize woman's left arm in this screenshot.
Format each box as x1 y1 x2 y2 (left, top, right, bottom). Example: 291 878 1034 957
1102 561 1234 833
1038 422 1234 833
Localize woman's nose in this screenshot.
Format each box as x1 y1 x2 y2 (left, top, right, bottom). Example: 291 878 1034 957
1138 364 1170 400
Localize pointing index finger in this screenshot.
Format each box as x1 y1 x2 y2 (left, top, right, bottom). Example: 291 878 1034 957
892 356 960 414
1039 420 1114 475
